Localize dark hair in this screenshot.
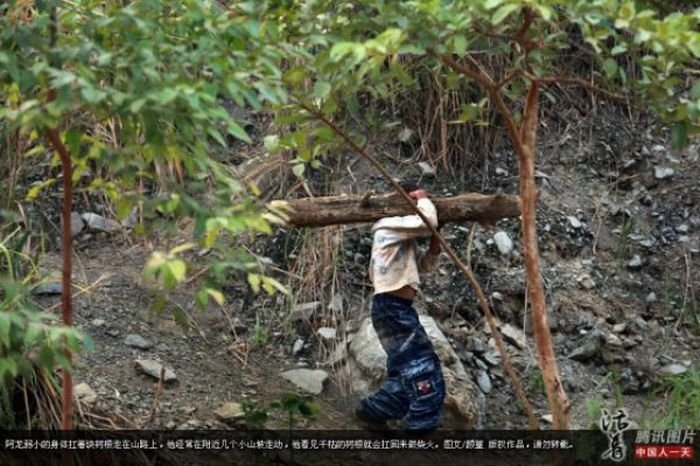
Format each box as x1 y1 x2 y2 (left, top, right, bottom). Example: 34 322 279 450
398 179 420 193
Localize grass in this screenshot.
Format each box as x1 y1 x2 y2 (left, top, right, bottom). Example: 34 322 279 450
526 370 545 396
652 369 700 429
616 216 635 268
583 370 625 428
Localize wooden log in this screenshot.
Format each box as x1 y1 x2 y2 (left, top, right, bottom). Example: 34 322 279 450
281 192 520 227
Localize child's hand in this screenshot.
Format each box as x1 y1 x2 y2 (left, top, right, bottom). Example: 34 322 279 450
408 189 428 200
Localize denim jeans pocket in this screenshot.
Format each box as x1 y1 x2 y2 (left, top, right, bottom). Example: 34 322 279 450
400 356 442 403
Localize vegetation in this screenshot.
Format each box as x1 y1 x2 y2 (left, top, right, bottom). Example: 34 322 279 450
1 0 699 433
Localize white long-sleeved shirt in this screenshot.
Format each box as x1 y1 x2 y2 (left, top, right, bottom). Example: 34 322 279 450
369 198 440 295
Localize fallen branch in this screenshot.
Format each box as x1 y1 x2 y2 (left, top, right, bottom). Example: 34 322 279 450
281 192 520 228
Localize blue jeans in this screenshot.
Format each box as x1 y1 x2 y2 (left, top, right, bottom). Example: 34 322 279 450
358 293 446 430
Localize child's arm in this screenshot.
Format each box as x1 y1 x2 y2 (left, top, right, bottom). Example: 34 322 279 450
417 230 441 273
372 198 438 246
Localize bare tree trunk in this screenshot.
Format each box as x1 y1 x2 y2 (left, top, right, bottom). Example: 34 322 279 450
281 192 520 227
516 82 570 428
46 127 74 436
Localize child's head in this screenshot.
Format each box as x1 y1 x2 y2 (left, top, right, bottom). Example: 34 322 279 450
398 179 420 195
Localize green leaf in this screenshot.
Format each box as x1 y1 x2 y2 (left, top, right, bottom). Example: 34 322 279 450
227 120 252 143
312 81 332 100
247 273 261 293
264 134 280 151
0 313 11 343
671 122 688 149
492 4 520 25
39 345 54 372
1 358 18 379
330 42 366 65
25 179 56 201
453 35 468 55
611 44 628 55
532 4 553 21
603 58 618 78
484 0 504 9
292 163 305 178
130 99 147 113
155 88 178 105
691 81 700 100
195 288 209 310
206 288 225 306
81 86 107 104
81 334 95 352
172 306 190 329
169 260 187 283
207 127 226 146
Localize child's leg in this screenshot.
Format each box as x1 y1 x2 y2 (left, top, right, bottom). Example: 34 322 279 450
373 294 446 431
356 294 412 422
357 377 410 422
358 293 445 429
400 354 446 431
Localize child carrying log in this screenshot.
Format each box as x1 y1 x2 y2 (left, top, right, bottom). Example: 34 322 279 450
354 180 446 433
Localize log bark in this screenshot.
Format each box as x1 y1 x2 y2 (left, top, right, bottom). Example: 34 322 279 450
281 192 520 228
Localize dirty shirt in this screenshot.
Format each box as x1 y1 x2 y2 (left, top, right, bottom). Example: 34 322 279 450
369 198 440 294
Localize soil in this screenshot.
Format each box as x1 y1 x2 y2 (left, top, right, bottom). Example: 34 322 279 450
32 105 700 434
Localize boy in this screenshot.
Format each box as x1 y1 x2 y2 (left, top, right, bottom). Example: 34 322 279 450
355 181 446 432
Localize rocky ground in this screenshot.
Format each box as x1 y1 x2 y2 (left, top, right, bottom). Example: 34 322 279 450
31 104 699 433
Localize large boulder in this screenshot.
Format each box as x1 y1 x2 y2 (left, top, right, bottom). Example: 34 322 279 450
347 314 484 429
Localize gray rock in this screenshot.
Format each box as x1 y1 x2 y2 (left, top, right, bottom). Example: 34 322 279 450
490 292 504 302
213 402 246 423
292 338 304 356
81 212 122 233
567 335 601 362
70 212 84 237
657 363 688 376
475 370 492 394
541 414 553 424
622 337 638 349
418 161 436 176
348 315 483 429
181 405 197 415
125 334 153 350
398 127 416 143
627 255 643 269
493 231 514 255
466 336 485 354
280 369 329 395
74 383 97 404
612 323 627 334
500 324 526 349
91 318 106 327
482 351 501 367
106 328 120 338
33 283 62 295
577 274 596 290
317 327 337 340
567 216 582 229
654 166 674 179
474 357 488 371
646 292 657 303
606 333 623 347
134 359 177 382
289 302 321 321
676 224 690 234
